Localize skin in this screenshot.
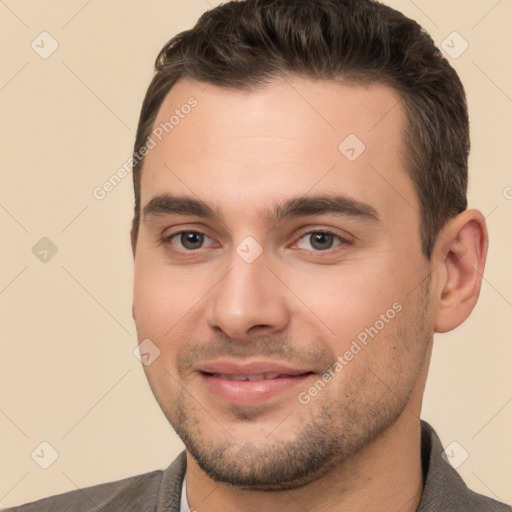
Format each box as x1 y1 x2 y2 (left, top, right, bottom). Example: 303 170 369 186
131 78 487 511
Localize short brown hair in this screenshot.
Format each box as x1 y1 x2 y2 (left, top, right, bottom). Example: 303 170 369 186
131 0 469 259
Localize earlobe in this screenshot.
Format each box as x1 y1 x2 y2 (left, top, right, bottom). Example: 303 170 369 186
433 209 488 333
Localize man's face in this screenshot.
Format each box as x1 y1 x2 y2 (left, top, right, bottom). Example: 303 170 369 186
132 78 435 489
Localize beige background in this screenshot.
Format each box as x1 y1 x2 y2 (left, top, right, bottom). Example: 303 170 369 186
1 0 511 508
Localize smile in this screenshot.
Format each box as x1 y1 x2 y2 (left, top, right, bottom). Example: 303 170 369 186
209 372 299 381
197 362 315 407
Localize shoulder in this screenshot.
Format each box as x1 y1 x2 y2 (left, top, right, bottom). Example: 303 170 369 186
419 421 511 511
465 489 512 512
2 471 162 512
2 452 187 512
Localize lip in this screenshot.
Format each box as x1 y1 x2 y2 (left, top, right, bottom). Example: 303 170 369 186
197 359 315 407
198 359 311 376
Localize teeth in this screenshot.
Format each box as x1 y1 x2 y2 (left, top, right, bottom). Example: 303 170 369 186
247 375 265 381
213 372 286 381
226 375 248 381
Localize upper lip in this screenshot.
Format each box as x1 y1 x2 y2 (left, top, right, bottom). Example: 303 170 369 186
197 359 313 376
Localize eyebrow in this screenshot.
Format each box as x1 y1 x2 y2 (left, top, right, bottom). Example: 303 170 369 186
142 193 379 225
267 194 379 224
143 194 220 222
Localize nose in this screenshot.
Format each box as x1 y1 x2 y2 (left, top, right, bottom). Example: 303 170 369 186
205 250 290 342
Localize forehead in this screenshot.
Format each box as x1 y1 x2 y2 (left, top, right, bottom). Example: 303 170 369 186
140 77 417 225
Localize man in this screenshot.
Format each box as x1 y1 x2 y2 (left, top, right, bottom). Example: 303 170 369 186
5 0 510 510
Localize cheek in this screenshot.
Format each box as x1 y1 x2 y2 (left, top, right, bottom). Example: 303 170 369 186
283 261 406 343
133 255 211 338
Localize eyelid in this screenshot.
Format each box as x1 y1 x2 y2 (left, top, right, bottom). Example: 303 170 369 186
161 223 216 240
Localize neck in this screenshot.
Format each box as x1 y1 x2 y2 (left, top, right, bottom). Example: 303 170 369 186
185 412 424 512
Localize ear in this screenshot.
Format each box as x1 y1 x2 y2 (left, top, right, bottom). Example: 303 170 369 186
433 209 488 333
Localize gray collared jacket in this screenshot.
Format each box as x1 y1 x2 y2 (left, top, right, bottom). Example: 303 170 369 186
3 422 510 511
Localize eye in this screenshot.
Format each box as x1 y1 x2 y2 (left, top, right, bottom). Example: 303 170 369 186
168 231 214 251
295 231 347 251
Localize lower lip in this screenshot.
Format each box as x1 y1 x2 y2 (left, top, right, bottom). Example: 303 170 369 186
200 373 313 407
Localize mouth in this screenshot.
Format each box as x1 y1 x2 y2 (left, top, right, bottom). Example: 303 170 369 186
206 372 307 381
197 360 315 406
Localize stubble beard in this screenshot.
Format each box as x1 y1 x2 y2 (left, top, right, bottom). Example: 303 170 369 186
159 284 432 491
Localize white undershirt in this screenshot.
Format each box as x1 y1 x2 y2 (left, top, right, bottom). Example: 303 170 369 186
180 473 191 512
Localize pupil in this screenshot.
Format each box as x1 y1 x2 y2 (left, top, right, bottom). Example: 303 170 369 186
181 232 204 249
311 232 333 250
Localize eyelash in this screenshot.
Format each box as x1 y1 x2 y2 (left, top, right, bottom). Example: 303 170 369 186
162 229 351 253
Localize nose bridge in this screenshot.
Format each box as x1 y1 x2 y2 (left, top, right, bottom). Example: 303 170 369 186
206 245 288 340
